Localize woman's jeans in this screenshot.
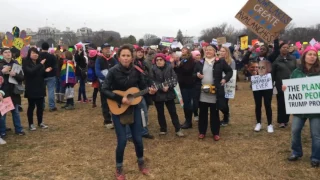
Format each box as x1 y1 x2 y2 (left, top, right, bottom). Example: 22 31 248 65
77 76 87 101
112 105 144 165
291 116 320 162
181 87 194 125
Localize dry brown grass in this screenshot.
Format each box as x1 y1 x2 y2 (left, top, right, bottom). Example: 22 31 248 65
0 81 319 180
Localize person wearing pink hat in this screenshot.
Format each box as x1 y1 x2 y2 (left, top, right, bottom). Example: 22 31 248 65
282 46 320 168
87 50 99 108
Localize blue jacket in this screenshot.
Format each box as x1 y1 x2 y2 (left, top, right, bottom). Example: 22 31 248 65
95 56 118 81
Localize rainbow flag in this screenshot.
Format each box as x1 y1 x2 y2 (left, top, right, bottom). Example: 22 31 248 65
60 60 76 86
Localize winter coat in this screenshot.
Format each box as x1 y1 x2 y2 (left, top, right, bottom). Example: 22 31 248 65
272 54 297 90
150 63 177 102
39 52 57 78
22 58 46 98
0 59 24 105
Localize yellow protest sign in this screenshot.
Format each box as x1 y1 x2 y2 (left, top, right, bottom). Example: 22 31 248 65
240 36 249 50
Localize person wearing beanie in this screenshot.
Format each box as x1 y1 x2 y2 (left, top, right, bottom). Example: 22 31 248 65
0 48 25 137
150 53 184 137
173 46 196 129
272 42 297 128
95 43 118 129
191 50 201 121
282 46 320 168
87 49 99 108
126 46 155 140
39 42 58 112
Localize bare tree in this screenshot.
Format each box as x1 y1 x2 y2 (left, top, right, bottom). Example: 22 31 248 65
143 34 159 46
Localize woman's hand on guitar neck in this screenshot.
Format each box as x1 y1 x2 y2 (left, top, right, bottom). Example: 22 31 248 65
148 87 157 95
122 97 131 105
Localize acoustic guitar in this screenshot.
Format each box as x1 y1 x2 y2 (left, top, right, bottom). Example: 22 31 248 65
107 77 176 115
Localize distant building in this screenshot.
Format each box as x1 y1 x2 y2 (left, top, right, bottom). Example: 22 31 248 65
76 27 93 37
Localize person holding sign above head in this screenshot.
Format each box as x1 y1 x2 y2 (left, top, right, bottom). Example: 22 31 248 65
248 60 274 133
194 44 233 141
282 46 320 168
101 45 157 179
272 42 297 128
242 37 280 65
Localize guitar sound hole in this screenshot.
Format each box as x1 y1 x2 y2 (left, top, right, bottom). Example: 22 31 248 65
127 94 134 102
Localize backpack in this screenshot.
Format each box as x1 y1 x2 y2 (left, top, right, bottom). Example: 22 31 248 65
87 67 97 82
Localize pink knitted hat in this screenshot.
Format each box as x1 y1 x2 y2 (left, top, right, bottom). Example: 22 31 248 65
303 46 318 55
191 50 200 59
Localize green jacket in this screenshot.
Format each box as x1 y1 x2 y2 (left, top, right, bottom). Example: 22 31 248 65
290 67 320 119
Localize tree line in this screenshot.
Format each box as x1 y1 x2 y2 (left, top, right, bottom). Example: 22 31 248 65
1 22 320 48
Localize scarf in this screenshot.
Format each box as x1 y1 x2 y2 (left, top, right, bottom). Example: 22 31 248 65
205 57 215 66
60 60 76 86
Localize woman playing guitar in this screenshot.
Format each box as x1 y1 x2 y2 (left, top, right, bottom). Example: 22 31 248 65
101 44 157 180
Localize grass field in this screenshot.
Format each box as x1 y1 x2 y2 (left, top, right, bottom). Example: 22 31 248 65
0 81 319 180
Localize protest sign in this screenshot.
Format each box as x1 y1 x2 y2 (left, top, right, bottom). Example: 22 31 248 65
211 38 218 46
309 38 317 47
9 63 23 84
283 76 320 114
235 0 292 44
217 37 227 45
240 35 248 50
225 70 237 99
0 97 15 116
251 73 273 91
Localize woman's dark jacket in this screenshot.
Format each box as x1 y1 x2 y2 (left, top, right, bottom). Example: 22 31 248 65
174 55 195 89
22 58 46 99
150 63 177 102
101 63 147 105
74 51 87 78
272 54 297 90
193 58 233 111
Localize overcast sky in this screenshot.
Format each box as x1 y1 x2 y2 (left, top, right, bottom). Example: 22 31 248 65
1 0 319 39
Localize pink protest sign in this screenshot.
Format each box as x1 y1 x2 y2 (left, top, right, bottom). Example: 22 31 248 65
0 97 15 116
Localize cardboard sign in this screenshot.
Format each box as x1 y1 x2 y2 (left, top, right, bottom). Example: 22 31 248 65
235 0 292 43
225 70 237 99
217 37 227 45
240 36 249 50
0 97 15 116
283 76 320 114
251 73 273 91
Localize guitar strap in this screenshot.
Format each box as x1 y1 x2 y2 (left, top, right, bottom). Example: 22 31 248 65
134 65 146 75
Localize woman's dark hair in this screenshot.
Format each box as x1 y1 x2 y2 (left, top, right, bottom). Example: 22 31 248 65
117 44 133 57
260 45 270 55
64 51 73 60
200 48 205 59
301 51 320 74
27 47 39 60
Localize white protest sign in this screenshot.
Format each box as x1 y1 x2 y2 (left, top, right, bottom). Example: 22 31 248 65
225 70 237 99
283 76 320 114
8 64 23 84
251 73 273 91
309 38 317 47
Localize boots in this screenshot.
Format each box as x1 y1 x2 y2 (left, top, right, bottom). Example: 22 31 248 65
221 113 230 126
181 109 193 129
56 93 61 103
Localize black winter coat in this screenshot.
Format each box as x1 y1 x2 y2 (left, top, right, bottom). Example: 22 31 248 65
22 58 46 99
39 52 57 78
193 58 233 111
74 51 87 78
0 59 24 105
272 54 297 89
101 63 147 105
150 64 177 102
174 55 195 88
